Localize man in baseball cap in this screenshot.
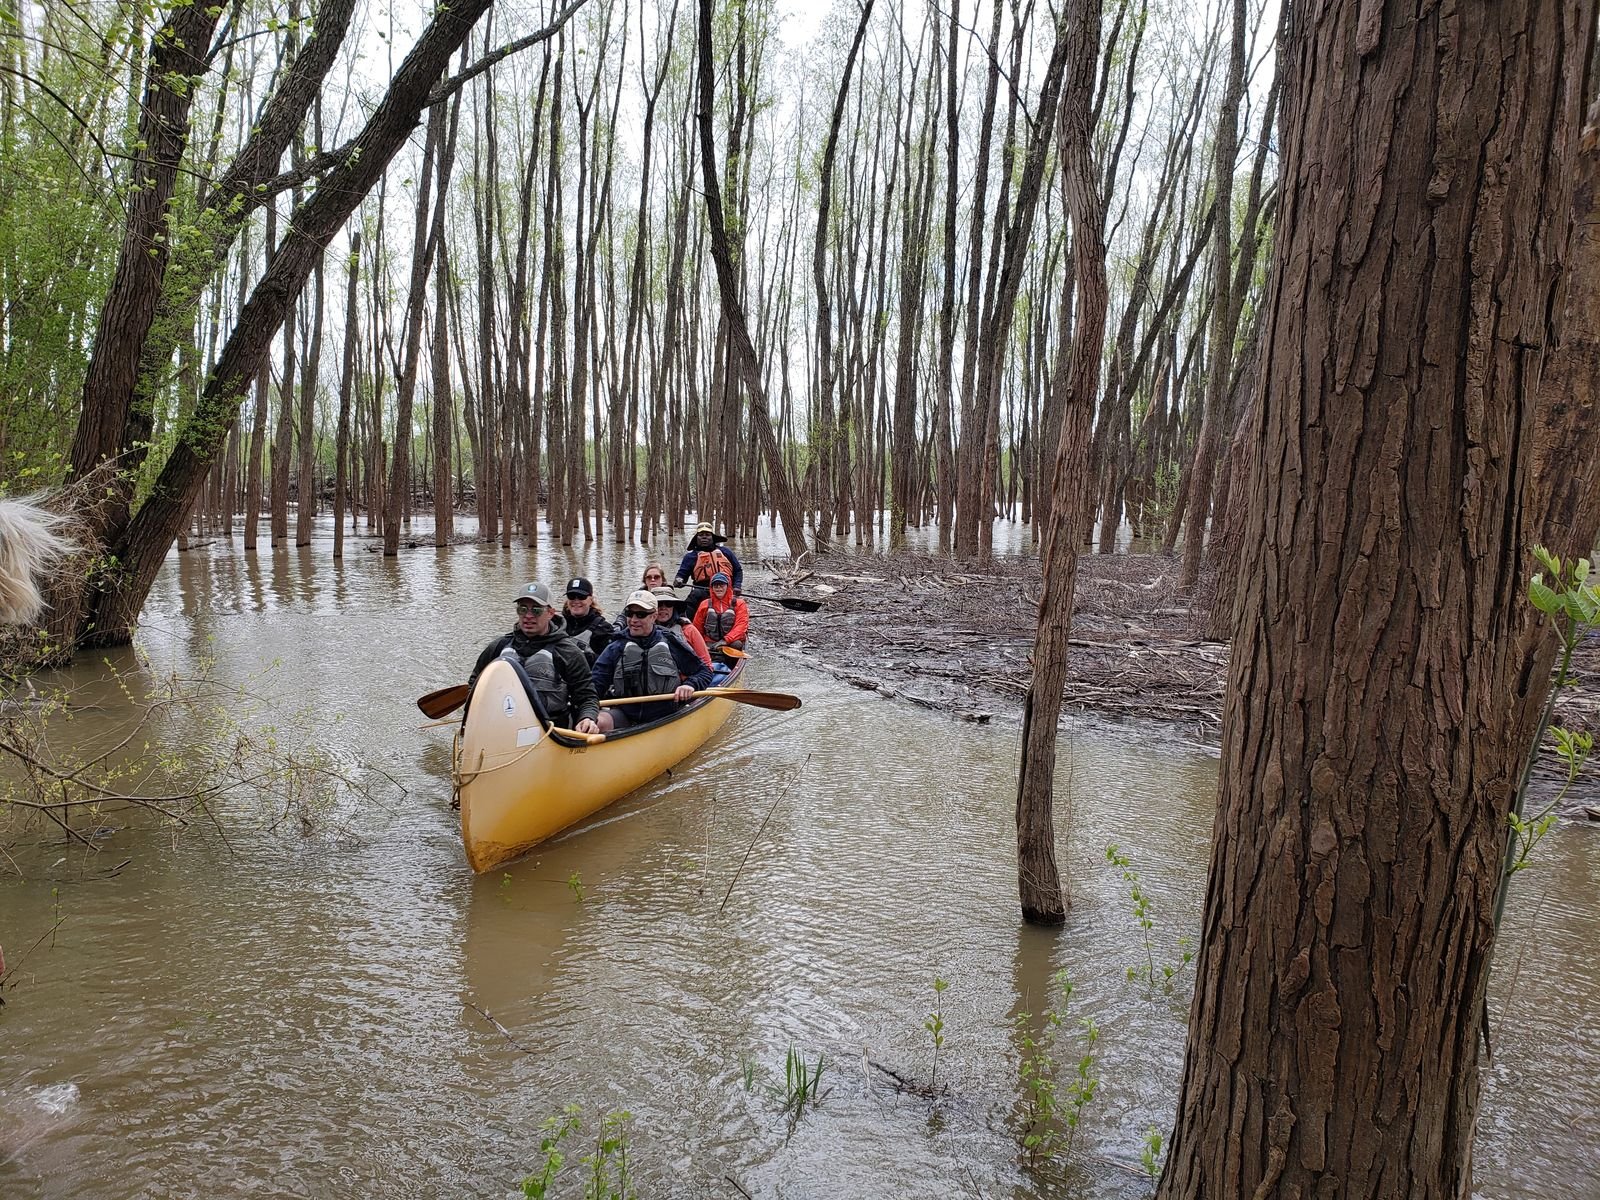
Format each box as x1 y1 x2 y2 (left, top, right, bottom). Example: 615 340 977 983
591 588 713 731
465 581 600 734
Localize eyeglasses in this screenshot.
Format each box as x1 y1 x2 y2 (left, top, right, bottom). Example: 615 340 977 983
625 608 654 619
566 593 588 601
516 603 548 616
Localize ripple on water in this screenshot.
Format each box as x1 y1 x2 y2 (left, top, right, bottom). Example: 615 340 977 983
3 525 1597 1198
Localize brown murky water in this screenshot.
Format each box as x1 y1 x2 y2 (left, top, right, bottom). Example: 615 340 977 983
2 520 1597 1198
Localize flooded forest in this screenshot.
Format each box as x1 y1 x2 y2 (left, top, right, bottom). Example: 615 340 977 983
3 0 1600 1197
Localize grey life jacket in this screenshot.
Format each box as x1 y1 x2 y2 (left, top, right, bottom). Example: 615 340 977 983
522 648 570 717
703 605 739 641
571 627 595 654
611 638 681 699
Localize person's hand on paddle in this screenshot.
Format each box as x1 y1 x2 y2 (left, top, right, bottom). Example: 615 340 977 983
673 684 695 703
575 717 600 735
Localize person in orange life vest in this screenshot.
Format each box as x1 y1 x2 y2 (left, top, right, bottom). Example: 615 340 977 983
693 572 749 661
672 522 742 613
653 587 714 670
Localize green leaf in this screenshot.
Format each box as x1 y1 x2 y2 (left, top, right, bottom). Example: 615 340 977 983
1529 576 1562 615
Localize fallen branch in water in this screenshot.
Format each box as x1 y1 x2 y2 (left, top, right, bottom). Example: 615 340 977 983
465 1001 534 1054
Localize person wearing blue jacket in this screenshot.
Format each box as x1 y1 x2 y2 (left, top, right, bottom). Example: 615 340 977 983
593 589 714 731
673 522 743 614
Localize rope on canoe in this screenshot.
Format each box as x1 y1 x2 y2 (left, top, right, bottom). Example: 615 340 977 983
451 738 542 789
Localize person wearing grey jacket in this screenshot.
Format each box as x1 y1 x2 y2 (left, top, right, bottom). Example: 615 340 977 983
467 581 601 733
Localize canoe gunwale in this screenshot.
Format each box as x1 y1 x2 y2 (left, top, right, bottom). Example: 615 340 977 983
547 658 746 749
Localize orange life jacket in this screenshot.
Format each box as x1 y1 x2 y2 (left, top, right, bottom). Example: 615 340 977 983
691 548 734 586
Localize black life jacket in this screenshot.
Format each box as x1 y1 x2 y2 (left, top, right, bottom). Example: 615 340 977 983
611 638 681 699
522 648 570 717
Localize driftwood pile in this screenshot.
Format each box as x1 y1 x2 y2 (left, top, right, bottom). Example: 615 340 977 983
756 550 1600 769
756 551 1228 735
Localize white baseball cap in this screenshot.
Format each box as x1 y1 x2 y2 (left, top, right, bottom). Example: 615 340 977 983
623 589 659 614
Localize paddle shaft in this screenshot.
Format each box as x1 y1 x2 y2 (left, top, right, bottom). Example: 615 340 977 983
741 591 821 613
600 687 800 711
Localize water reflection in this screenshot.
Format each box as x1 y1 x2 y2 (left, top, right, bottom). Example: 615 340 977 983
0 519 1595 1198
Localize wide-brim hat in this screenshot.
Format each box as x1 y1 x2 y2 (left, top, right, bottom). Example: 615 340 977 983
691 521 728 543
652 586 688 608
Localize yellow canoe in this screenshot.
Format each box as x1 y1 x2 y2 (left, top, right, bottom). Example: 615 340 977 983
452 656 744 872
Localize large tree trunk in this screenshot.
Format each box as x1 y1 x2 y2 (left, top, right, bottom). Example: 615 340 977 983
695 0 808 559
67 0 221 490
1157 4 1598 1197
811 0 875 551
82 0 553 643
1014 0 1105 926
1176 0 1249 591
933 0 960 554
333 232 360 560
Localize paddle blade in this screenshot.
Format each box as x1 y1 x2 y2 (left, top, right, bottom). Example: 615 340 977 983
710 688 802 711
417 683 470 719
743 592 822 613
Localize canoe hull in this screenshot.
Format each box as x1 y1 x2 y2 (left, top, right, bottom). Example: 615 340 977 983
454 659 740 872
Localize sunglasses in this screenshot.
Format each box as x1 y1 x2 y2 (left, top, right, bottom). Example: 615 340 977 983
566 593 588 601
516 603 548 615
625 608 654 619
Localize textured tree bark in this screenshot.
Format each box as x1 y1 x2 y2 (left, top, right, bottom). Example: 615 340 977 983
1014 0 1105 927
1157 3 1598 1197
67 0 221 488
1529 102 1600 563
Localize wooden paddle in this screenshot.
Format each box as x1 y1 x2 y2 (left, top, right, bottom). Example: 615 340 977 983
417 683 470 719
600 687 801 711
740 591 821 613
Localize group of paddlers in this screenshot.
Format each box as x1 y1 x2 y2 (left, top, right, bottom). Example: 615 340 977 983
466 523 752 735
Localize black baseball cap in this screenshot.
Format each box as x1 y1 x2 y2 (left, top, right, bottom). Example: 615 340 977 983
565 576 593 598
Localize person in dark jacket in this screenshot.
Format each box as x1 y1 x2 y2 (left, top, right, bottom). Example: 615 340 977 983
673 522 743 614
560 576 613 663
593 589 713 731
468 581 600 734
